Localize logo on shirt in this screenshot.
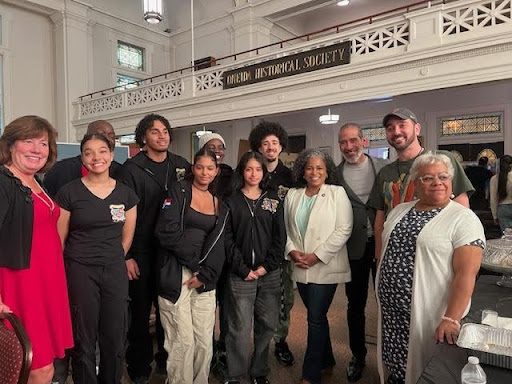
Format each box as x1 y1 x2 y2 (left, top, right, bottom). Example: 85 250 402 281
110 204 126 222
162 197 172 209
176 168 186 181
261 198 279 213
277 185 289 200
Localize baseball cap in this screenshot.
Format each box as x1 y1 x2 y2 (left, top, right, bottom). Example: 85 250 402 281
382 108 418 127
198 132 226 150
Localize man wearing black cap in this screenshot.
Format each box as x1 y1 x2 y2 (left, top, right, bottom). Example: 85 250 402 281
367 108 474 260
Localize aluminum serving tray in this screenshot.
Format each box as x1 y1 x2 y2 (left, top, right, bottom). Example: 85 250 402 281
457 323 512 369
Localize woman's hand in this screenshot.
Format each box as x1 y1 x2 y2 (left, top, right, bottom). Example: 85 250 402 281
288 250 303 262
183 275 204 289
254 266 267 277
125 259 140 280
245 270 259 281
296 253 320 269
435 319 460 345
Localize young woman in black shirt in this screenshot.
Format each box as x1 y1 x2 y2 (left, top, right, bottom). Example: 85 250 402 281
224 151 285 384
56 133 138 384
155 148 229 384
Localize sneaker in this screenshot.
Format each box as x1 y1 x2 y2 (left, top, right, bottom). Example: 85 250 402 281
346 356 365 383
251 376 270 384
274 340 294 366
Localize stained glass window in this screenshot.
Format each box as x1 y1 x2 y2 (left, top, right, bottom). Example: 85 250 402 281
117 41 144 71
116 74 140 90
440 113 502 136
362 124 386 141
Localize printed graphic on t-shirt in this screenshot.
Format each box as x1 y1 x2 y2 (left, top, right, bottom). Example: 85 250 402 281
277 185 289 200
176 168 186 181
383 173 416 212
110 204 126 222
262 197 279 213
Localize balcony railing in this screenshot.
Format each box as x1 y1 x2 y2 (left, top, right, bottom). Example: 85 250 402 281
74 0 512 120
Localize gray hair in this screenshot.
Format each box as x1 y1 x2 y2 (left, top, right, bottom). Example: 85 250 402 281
292 148 337 187
338 122 364 140
409 151 454 181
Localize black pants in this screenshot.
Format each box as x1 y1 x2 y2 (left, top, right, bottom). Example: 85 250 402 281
345 237 376 361
126 252 167 380
66 259 129 384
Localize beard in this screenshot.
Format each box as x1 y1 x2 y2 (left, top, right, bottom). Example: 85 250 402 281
342 147 364 164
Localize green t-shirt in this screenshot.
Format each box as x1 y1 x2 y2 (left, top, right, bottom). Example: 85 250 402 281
367 150 474 216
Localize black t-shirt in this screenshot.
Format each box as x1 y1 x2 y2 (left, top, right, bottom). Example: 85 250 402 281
144 154 170 189
56 179 139 265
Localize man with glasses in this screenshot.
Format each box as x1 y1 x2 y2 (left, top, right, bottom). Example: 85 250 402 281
367 108 474 260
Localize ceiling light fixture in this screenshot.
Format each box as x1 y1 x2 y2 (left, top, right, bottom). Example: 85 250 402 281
143 0 163 24
319 109 340 125
337 0 350 6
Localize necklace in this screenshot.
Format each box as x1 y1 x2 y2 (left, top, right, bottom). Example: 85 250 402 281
32 180 55 215
192 182 209 192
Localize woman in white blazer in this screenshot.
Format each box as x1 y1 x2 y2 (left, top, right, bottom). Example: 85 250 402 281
284 148 353 384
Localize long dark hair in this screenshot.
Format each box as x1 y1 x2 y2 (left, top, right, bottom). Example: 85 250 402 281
232 151 268 191
498 155 512 202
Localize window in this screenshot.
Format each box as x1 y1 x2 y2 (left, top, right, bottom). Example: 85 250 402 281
117 41 144 71
440 112 502 136
116 74 140 90
362 124 386 142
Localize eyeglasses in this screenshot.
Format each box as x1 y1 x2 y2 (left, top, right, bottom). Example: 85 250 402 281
417 173 451 184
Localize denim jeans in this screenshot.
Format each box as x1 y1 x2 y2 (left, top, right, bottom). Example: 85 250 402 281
225 269 281 380
297 282 338 384
345 237 376 360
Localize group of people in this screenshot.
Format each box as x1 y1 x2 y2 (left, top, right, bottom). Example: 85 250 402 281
0 107 486 384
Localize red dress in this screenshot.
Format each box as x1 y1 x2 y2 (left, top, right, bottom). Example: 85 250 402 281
0 192 73 369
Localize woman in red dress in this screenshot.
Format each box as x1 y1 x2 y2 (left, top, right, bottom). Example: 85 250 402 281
0 116 73 384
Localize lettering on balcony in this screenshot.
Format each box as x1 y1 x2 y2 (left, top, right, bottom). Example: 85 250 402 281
223 41 350 89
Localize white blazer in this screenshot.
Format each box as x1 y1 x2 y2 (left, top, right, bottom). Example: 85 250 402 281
284 183 353 284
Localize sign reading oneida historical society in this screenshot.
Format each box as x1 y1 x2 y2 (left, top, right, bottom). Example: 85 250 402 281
223 41 351 90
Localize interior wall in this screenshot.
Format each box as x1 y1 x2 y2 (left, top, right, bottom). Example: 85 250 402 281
0 3 55 124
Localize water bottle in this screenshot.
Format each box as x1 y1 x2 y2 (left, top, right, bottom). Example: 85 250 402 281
461 356 487 384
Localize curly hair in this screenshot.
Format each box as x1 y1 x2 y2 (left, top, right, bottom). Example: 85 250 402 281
248 120 288 152
292 148 337 187
135 113 172 148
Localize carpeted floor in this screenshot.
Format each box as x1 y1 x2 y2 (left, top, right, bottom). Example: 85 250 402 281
130 284 380 384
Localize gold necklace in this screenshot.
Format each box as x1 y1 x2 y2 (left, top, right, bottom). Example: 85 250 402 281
32 179 55 215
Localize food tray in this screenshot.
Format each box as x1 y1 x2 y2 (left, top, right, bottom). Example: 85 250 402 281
483 238 512 269
457 323 512 369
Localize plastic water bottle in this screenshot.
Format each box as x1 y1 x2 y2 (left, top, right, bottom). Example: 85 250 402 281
461 356 487 384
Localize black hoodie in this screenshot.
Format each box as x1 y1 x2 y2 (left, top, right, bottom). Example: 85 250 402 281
155 180 229 303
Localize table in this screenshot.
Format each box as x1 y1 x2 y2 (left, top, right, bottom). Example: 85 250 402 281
417 275 512 383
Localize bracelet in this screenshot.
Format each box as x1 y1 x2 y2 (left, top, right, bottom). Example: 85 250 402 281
441 315 461 328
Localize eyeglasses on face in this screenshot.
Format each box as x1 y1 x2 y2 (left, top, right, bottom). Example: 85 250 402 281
417 173 451 184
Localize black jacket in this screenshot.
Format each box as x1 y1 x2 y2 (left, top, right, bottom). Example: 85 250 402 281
118 151 191 258
266 160 294 199
0 166 34 269
43 155 122 198
214 164 234 200
224 189 285 279
155 181 229 303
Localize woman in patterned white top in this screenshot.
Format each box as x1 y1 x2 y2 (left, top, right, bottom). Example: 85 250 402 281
376 152 485 384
